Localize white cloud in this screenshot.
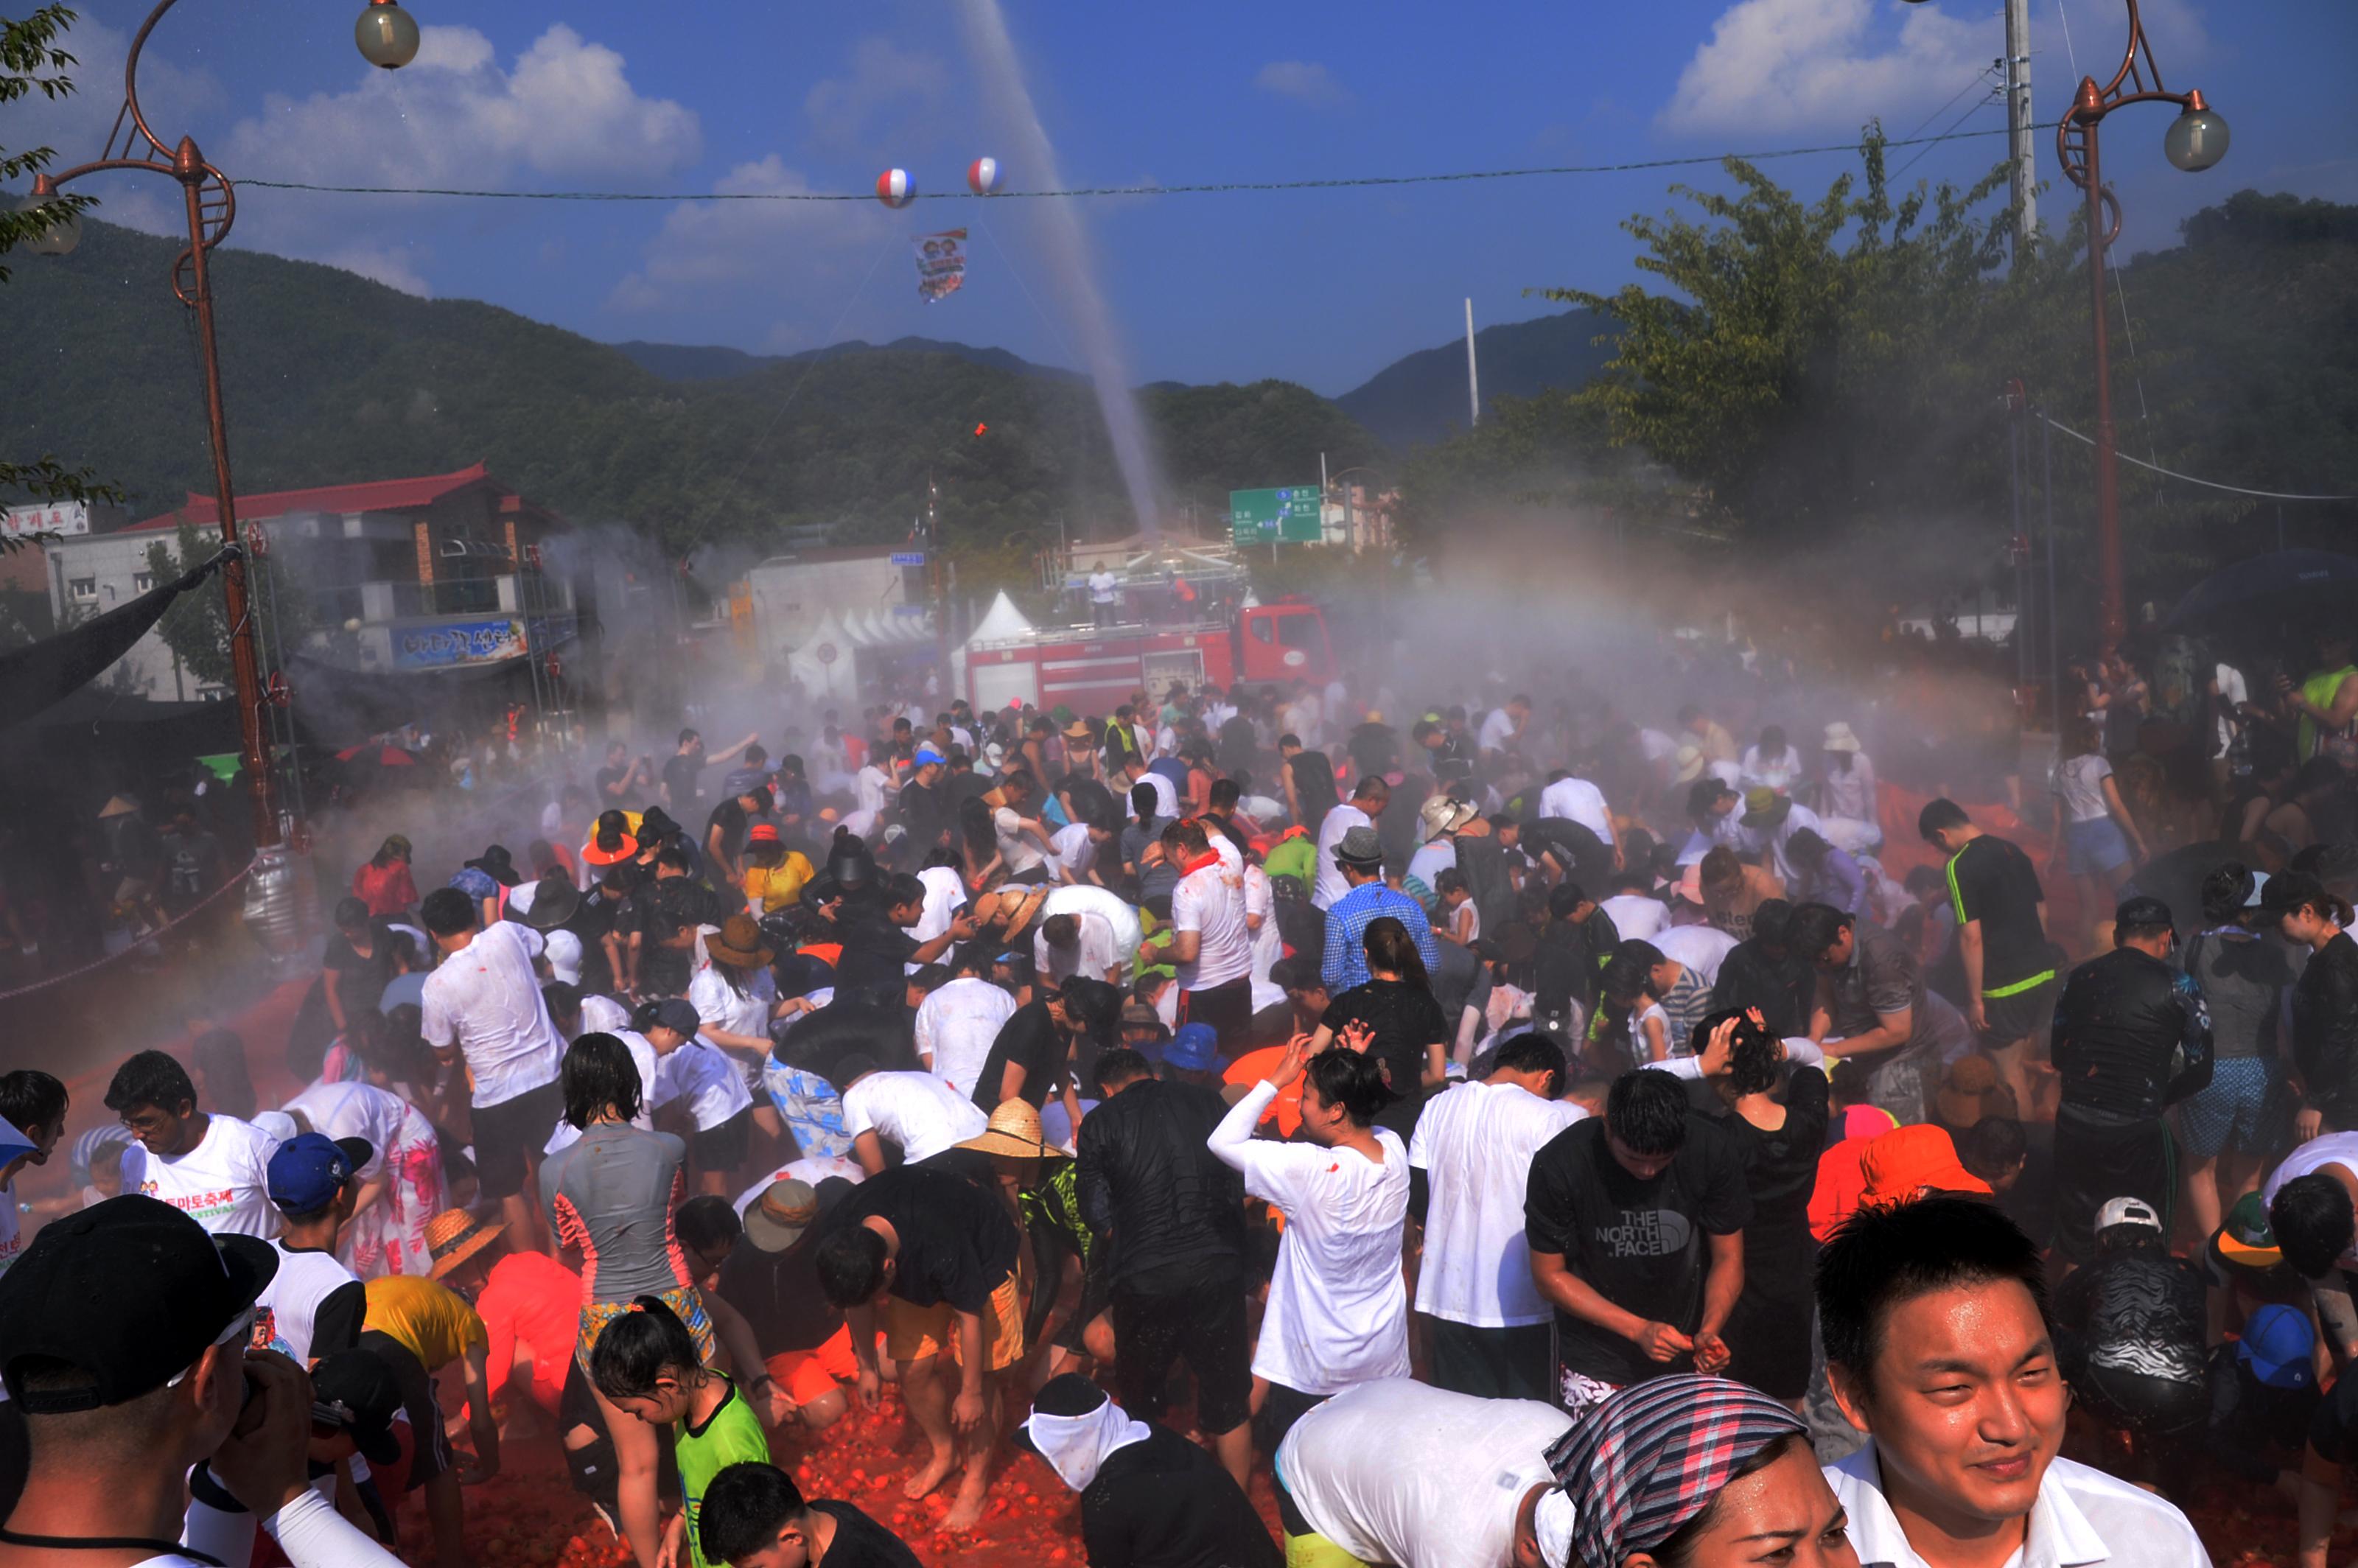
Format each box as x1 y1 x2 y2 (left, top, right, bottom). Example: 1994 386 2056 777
220 24 701 187
317 245 432 298
1660 0 1990 137
802 38 951 155
8 12 222 238
606 155 882 317
1254 60 1348 107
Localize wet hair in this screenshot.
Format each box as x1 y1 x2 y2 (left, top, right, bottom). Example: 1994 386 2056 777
1547 883 1591 918
560 1032 644 1130
419 886 477 937
103 1049 196 1117
588 1294 704 1401
1056 976 1122 1045
1957 1116 2028 1180
1784 827 1830 867
1130 783 1159 824
1788 902 1854 962
676 1195 741 1259
1488 1032 1566 1099
1604 1068 1689 1156
1750 898 1796 948
1698 846 1744 892
1916 797 1971 840
1598 952 1655 1007
814 1225 890 1306
1826 1056 1874 1108
1094 1046 1154 1089
1362 916 1430 990
1685 779 1732 820
541 982 584 1035
2269 871 2355 928
1817 1195 2049 1394
2271 1174 2357 1281
2200 863 2259 925
1208 778 1240 811
1693 1008 1782 1098
698 1463 808 1568
0 1071 67 1138
333 897 371 931
1303 1048 1394 1127
1434 867 1469 898
1041 914 1080 950
190 1030 257 1122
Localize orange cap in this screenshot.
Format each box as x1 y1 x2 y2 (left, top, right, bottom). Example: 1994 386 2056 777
1858 1123 1991 1207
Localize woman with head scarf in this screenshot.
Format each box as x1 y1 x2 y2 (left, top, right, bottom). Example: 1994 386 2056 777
1545 1373 1856 1568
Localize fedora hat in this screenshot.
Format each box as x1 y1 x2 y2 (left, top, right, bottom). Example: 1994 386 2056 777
957 1099 1059 1160
706 913 774 970
742 1179 822 1253
1332 825 1385 869
424 1208 505 1280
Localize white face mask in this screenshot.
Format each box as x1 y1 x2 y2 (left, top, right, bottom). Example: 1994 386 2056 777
1023 1394 1151 1492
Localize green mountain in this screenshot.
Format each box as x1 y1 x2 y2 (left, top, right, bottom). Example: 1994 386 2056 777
0 220 1382 584
1334 308 1617 448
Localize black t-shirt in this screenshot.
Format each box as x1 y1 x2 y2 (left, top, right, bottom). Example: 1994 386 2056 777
1712 1065 1829 1288
807 1501 923 1568
704 799 748 864
595 763 631 804
714 1232 843 1356
2054 1243 2209 1387
816 1164 1019 1314
1082 1424 1283 1568
970 1000 1068 1111
1318 980 1449 1105
895 778 952 853
1524 1113 1753 1387
1946 833 2051 992
662 753 702 816
831 902 920 996
323 928 397 1014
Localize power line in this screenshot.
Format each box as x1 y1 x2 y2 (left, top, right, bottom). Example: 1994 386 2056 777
2040 416 2357 501
239 122 2054 206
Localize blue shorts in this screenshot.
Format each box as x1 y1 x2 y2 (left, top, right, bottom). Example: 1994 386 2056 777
2175 1056 2292 1159
2065 815 2133 876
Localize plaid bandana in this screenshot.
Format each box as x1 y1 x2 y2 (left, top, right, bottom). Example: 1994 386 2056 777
1544 1375 1807 1567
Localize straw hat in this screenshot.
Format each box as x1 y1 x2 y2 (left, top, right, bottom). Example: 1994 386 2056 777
706 913 774 970
97 794 140 819
1063 718 1094 743
1739 787 1791 830
425 1209 505 1280
1418 795 1477 843
1672 745 1706 783
956 1099 1058 1159
1822 722 1863 754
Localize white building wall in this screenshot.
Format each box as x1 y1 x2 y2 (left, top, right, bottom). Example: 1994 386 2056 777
44 525 228 703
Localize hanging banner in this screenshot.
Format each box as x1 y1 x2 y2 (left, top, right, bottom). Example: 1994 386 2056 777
913 229 968 303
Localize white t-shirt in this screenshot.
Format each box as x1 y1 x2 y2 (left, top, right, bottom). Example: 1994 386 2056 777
654 1041 753 1131
1312 803 1375 911
855 763 895 818
1739 746 1803 795
1170 858 1253 990
993 807 1047 875
1828 1443 2208 1568
122 1114 281 1238
840 1071 989 1163
1598 894 1668 942
731 1155 866 1217
1088 570 1119 605
281 1081 413 1180
1277 1379 1572 1568
1477 707 1516 755
2264 1133 2358 1273
914 976 1020 1098
1245 864 1286 1014
1049 822 1098 883
579 993 634 1035
1538 777 1613 846
912 865 969 945
2052 753 2115 825
2217 663 2248 758
1654 923 1738 985
1410 1081 1587 1328
1208 1082 1410 1396
419 922 565 1108
689 962 776 1043
1034 886 1142 987
256 1240 363 1365
1638 728 1679 765
1129 771 1179 822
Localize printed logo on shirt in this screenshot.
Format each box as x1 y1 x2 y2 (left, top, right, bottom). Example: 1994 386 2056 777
141 1181 239 1221
1592 1208 1693 1259
250 1306 297 1360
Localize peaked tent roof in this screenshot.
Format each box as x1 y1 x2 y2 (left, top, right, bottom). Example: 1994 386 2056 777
966 590 1035 645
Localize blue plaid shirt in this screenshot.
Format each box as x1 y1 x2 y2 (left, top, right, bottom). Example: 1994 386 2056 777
1321 880 1442 993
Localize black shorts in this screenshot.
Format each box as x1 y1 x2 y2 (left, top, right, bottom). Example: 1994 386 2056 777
1424 1317 1554 1404
1111 1262 1252 1436
1177 978 1253 1051
360 1331 450 1490
2052 1111 2172 1266
1980 978 2057 1044
2075 1362 2205 1441
693 1107 753 1172
471 1078 563 1202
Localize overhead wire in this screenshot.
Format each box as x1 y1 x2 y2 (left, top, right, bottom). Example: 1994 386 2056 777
2039 416 2357 502
237 121 2057 206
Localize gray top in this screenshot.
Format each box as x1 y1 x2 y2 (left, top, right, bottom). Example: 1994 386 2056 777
542 1123 693 1303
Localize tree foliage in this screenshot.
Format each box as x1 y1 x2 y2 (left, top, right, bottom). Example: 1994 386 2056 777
1 7 122 525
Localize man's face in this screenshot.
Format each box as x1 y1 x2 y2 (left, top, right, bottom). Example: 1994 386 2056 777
122 1099 192 1155
1605 1130 1676 1181
1815 926 1855 972
1832 1279 2065 1536
606 743 626 766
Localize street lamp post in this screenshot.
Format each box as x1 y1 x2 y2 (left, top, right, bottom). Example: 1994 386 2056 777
19 0 421 854
2054 0 2228 648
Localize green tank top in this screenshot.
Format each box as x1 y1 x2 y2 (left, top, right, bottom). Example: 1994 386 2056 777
676 1377 774 1568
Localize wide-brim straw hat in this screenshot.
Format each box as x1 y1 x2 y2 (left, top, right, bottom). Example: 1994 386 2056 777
957 1099 1060 1159
707 913 774 969
425 1209 505 1279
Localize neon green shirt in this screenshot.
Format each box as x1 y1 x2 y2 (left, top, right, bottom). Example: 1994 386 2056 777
676 1377 772 1568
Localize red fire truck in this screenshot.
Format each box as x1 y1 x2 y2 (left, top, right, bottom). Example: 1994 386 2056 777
956 577 1335 713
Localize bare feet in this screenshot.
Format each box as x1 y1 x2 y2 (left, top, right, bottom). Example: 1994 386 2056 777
940 1466 990 1533
903 1443 958 1501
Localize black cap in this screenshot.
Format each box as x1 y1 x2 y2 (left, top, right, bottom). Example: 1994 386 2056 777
0 1194 278 1413
309 1349 405 1466
2114 895 2176 933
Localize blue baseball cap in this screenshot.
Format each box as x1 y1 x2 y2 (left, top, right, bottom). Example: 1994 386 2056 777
914 744 947 766
1160 1023 1223 1074
2239 1303 2316 1390
266 1132 372 1214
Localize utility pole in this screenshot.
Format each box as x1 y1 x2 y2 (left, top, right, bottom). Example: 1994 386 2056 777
1463 298 1481 427
2004 0 2037 259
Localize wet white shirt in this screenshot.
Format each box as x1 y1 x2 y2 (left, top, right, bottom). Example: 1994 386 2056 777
419 921 564 1107
122 1113 281 1238
1410 1080 1587 1326
1827 1442 2209 1568
914 976 1019 1098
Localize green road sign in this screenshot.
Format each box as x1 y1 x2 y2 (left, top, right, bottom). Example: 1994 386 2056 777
1230 486 1323 546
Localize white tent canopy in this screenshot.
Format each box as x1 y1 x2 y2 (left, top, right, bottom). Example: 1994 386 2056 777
966 589 1035 646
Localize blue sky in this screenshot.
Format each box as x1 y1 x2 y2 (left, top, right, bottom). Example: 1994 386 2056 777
20 0 2358 394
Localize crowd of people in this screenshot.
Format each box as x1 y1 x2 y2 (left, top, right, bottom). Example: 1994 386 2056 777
7 630 2358 1568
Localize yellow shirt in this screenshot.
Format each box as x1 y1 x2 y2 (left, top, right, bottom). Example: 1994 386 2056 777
364 1274 488 1370
744 853 815 914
